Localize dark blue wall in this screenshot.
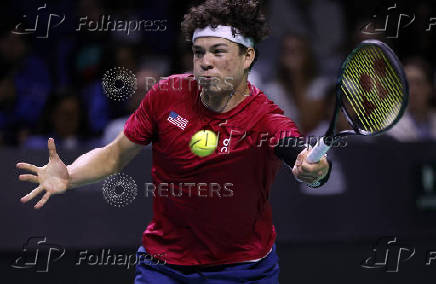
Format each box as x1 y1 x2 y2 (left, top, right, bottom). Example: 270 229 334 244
2 140 436 283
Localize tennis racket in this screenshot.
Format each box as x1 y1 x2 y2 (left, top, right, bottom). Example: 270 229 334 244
306 39 409 164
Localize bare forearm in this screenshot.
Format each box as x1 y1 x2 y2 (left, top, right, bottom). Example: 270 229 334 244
66 146 118 190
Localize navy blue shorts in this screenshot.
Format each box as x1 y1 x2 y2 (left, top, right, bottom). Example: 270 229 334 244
134 244 280 284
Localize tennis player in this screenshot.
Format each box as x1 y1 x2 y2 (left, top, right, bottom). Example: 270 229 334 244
16 0 331 282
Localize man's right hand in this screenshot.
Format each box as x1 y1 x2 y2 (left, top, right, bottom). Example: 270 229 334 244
16 138 71 209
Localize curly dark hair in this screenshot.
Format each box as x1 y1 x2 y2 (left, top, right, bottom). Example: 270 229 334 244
181 0 270 70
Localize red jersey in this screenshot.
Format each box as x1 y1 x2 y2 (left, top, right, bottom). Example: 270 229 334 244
124 74 301 265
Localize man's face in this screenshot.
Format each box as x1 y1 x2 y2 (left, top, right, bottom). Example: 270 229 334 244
192 37 250 94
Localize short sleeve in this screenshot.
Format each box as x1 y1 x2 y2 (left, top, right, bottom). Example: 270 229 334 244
262 113 302 144
124 88 156 145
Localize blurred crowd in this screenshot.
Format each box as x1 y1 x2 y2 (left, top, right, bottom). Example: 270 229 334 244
0 0 435 149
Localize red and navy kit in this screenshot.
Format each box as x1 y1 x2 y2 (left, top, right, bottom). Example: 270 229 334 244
124 74 301 266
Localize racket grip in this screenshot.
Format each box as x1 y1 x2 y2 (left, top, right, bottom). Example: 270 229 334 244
306 137 331 164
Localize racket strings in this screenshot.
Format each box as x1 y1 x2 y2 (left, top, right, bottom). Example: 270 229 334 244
340 45 406 133
359 47 403 116
352 51 398 128
341 62 389 131
355 47 404 123
340 78 373 130
346 50 394 130
341 64 384 131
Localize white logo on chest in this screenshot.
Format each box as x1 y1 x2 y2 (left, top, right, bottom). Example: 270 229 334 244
220 137 231 153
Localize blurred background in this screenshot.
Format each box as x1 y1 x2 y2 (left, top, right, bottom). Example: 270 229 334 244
1 0 436 283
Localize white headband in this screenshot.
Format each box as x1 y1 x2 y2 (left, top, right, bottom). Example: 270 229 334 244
192 25 254 48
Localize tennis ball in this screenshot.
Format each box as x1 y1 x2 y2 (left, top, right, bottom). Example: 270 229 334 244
189 130 218 157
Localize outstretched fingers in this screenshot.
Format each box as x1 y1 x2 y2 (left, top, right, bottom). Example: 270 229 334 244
16 162 39 174
19 174 39 184
48 138 58 160
20 186 43 203
34 192 51 209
